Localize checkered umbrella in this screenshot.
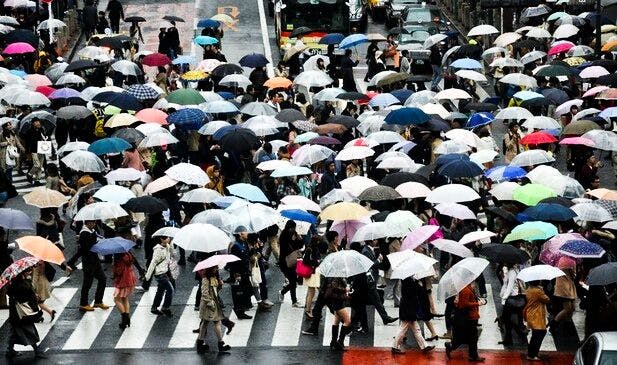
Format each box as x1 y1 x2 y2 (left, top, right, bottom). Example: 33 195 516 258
0 256 40 290
167 108 207 130
126 84 160 101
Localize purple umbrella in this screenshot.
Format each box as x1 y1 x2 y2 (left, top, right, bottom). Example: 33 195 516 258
309 136 341 146
0 208 34 230
49 87 81 100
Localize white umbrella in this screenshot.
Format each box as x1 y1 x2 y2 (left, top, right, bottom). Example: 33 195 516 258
93 185 136 204
455 70 487 82
435 203 477 220
135 124 169 136
152 226 180 238
571 203 613 222
256 159 292 171
313 87 347 102
319 188 359 209
335 146 375 161
56 73 86 86
302 54 330 71
395 182 431 199
376 156 420 171
317 250 374 278
293 70 333 88
566 45 594 57
499 73 538 88
240 102 277 117
482 46 508 59
351 222 391 242
420 103 450 119
435 88 472 100
494 32 522 47
165 163 210 186
581 130 617 151
468 24 499 37
520 50 547 65
385 210 424 236
74 202 128 221
36 18 66 30
144 175 178 195
173 223 230 252
526 27 552 38
579 66 609 79
434 140 471 154
357 114 385 136
105 168 143 184
340 176 378 197
389 250 438 280
553 24 579 39
242 115 282 136
271 165 313 178
198 120 231 135
555 99 584 117
111 60 142 76
367 131 405 145
180 188 222 203
368 70 396 87
437 257 489 300
470 149 498 165
459 230 496 245
517 265 565 282
525 165 562 184
602 221 617 230
489 181 520 200
423 33 448 49
509 150 555 167
291 144 334 166
495 107 534 120
61 150 105 173
572 108 601 122
426 184 480 204
405 90 437 106
375 151 411 163
432 239 474 258
10 90 50 107
57 141 90 155
219 74 251 88
445 129 485 148
489 57 524 68
226 202 280 233
191 210 235 232
138 132 180 149
522 116 562 130
281 195 321 212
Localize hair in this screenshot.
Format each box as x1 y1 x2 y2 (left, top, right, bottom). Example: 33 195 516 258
268 89 278 99
326 230 339 242
345 49 352 56
46 163 59 176
283 219 296 232
263 142 272 154
296 93 307 104
508 121 518 130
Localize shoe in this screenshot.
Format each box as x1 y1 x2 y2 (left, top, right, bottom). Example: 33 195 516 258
4 349 21 358
235 311 252 320
445 342 452 359
383 316 398 325
292 302 304 308
263 299 274 306
79 305 95 312
192 329 200 333
302 329 317 336
468 357 486 362
425 335 439 341
422 345 435 353
441 332 452 339
222 318 235 334
218 341 231 352
391 347 405 354
161 309 173 317
50 310 57 321
93 303 110 310
196 339 208 354
151 309 163 315
526 356 542 361
257 302 271 312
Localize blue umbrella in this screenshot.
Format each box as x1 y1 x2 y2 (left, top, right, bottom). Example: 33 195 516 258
513 90 545 101
390 89 413 103
10 69 27 78
239 53 270 68
167 108 207 130
197 19 220 28
435 153 469 167
281 209 317 224
92 91 143 111
90 237 135 255
193 36 219 45
216 91 235 100
559 239 605 258
484 165 527 181
450 58 483 69
49 87 81 100
319 33 345 45
202 100 239 114
368 93 400 107
88 137 132 155
172 55 195 65
384 107 430 125
520 203 576 222
339 33 369 49
466 112 495 129
0 208 34 230
438 159 483 178
599 107 617 119
213 196 245 208
212 124 242 140
228 183 269 203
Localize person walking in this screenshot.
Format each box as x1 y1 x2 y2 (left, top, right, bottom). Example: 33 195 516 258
499 263 527 345
0 227 13 309
550 265 576 333
195 266 231 353
31 261 55 321
67 220 110 312
0 120 23 183
429 44 443 91
392 278 436 354
106 0 124 33
445 283 487 362
302 236 322 318
503 121 523 164
340 49 359 92
278 220 303 307
325 277 352 350
228 229 254 319
113 250 143 329
24 119 47 185
524 281 551 361
145 235 174 317
83 0 98 39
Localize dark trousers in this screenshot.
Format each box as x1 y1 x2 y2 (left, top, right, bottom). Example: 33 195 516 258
444 297 455 331
81 262 106 306
109 17 120 33
152 274 174 310
451 319 479 359
527 329 546 358
502 303 526 342
280 266 297 303
194 279 202 308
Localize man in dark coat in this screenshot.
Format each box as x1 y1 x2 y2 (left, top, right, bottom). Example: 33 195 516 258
83 0 98 38
106 0 124 33
227 229 253 319
319 161 340 197
340 49 359 92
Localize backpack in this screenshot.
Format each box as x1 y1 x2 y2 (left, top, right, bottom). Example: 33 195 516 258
93 109 106 138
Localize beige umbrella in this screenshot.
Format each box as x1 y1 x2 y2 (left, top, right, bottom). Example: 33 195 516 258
23 187 69 208
104 113 139 128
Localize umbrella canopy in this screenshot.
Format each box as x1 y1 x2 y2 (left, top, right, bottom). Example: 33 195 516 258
93 184 136 204
105 168 143 184
400 225 439 251
166 89 205 105
226 203 280 233
191 210 234 232
0 208 34 230
173 223 230 252
351 222 390 242
559 240 605 259
180 188 222 204
357 185 401 202
517 265 565 282
340 176 378 197
228 183 269 203
426 184 480 203
479 243 529 264
165 163 210 186
509 150 555 167
74 202 128 221
0 256 40 291
435 203 476 220
521 203 576 222
88 137 131 155
317 250 374 277
91 237 136 255
194 254 240 271
384 107 430 125
219 128 260 154
395 182 431 199
437 257 489 300
23 187 69 208
388 250 438 280
384 210 423 236
581 130 617 151
123 196 168 214
513 184 557 206
571 203 613 222
61 150 105 173
320 202 370 221
505 221 558 242
586 263 617 286
16 236 64 265
438 159 483 179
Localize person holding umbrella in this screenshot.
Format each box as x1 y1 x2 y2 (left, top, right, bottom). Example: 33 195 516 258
195 265 231 353
498 263 527 346
0 227 14 309
524 280 551 361
145 234 174 317
325 276 352 350
106 0 125 33
445 282 487 362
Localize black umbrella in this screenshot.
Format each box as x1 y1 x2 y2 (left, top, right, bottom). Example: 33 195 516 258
597 73 617 87
112 128 145 145
123 196 168 214
407 75 431 83
18 110 56 136
419 118 451 132
535 64 577 77
485 206 517 223
2 29 39 48
337 91 367 101
514 39 545 52
479 243 530 264
591 59 617 73
460 102 499 113
65 59 101 72
538 196 574 207
163 15 185 22
57 105 93 120
276 108 305 123
358 185 402 202
94 35 132 49
388 27 407 35
381 172 429 188
327 115 359 128
125 16 146 22
289 26 312 39
371 210 391 222
92 91 143 111
539 88 569 105
210 63 243 79
219 128 260 154
586 262 617 286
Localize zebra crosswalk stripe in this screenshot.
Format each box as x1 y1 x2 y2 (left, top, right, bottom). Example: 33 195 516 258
62 288 116 350
168 287 199 348
115 289 158 349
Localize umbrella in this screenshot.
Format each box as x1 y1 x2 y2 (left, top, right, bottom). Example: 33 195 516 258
126 84 161 101
395 182 431 199
138 132 179 149
228 183 269 203
105 168 143 184
455 70 487 82
190 210 234 231
219 128 259 154
522 116 561 131
225 202 280 233
485 165 527 182
193 35 218 46
388 250 438 280
240 102 277 117
339 33 368 49
141 53 171 67
509 150 555 167
512 184 557 206
92 91 143 111
320 202 370 221
358 185 401 202
435 88 472 100
438 159 483 179
173 223 230 253
92 184 135 204
335 146 374 161
16 236 64 265
0 256 40 291
479 244 529 264
520 132 558 145
91 237 135 255
291 144 334 166
384 107 430 125
384 210 423 236
559 240 605 259
468 24 499 36
521 203 576 222
264 77 292 89
23 187 69 208
112 128 145 146
194 254 240 271
88 137 131 155
293 70 333 88
166 89 205 105
435 203 476 220
581 130 617 151
517 265 565 282
104 113 140 130
450 58 483 70
587 189 617 201
317 250 374 277
426 184 480 203
239 53 269 68
571 203 613 222
210 63 243 78
535 64 577 77
167 108 207 130
74 202 128 221
135 108 169 125
271 165 313 178
319 33 345 45
437 257 489 300
381 172 429 188
123 196 168 214
281 195 321 212
280 209 317 225
180 188 222 204
165 163 209 186
505 221 558 242
400 225 439 251
586 263 617 286
319 189 359 209
61 150 105 172
3 42 35 55
562 120 602 136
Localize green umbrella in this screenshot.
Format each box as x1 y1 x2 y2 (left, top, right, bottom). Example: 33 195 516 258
505 221 558 242
165 89 206 105
535 64 576 77
512 183 556 206
504 228 545 243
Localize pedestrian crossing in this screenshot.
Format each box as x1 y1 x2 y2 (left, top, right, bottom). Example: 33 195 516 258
0 283 586 353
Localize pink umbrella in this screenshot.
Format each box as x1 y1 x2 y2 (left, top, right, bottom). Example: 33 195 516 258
193 254 239 271
539 233 584 265
548 43 573 56
3 42 36 55
400 225 439 251
583 85 609 98
25 74 52 87
144 175 178 195
559 137 595 147
579 66 609 79
330 217 371 241
556 256 577 269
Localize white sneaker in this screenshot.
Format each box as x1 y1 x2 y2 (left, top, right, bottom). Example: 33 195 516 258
292 302 304 308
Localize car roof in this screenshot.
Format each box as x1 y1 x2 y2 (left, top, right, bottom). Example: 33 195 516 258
595 332 617 351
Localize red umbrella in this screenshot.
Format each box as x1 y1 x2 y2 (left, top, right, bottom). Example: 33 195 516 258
521 131 558 145
141 53 171 67
35 85 56 97
548 43 573 56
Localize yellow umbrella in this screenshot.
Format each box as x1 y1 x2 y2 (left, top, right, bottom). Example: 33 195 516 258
602 39 617 52
563 57 585 66
16 236 65 265
105 113 139 128
181 70 208 81
320 202 370 221
23 187 69 208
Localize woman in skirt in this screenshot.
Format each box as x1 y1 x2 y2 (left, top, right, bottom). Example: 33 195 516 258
195 266 231 353
113 250 143 329
324 277 352 351
303 236 322 318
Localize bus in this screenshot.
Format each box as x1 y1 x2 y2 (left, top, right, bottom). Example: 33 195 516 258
274 0 350 55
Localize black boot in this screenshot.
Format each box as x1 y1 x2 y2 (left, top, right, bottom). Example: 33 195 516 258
222 317 235 334
119 313 128 330
196 339 208 354
218 341 231 352
330 325 339 349
337 325 352 351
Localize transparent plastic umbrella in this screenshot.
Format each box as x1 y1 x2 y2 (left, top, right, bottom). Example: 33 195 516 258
517 265 565 282
73 202 128 221
431 239 474 258
426 184 480 203
437 257 489 300
385 210 423 236
180 188 222 203
61 150 105 173
509 150 555 167
388 250 438 280
351 222 391 242
190 210 235 232
340 176 378 197
317 250 374 278
173 223 230 252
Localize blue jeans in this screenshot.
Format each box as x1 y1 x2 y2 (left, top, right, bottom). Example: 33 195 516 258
152 274 174 310
0 191 7 205
431 64 442 90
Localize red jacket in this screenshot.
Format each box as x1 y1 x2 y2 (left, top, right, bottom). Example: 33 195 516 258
113 252 137 289
456 284 480 320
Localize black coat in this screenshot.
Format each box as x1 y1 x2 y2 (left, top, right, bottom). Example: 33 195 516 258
399 278 420 321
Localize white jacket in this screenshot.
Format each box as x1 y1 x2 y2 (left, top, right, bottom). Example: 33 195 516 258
145 244 170 280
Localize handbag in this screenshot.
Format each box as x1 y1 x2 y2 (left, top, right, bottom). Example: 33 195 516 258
295 259 313 278
285 249 301 268
249 262 262 286
37 140 52 155
506 294 527 308
16 301 43 324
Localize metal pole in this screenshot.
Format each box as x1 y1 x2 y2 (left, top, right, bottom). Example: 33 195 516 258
595 0 602 56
